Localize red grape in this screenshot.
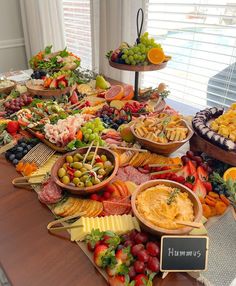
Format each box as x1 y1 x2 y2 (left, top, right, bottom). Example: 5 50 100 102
192 156 203 164
131 244 144 256
146 242 160 257
134 232 148 244
129 229 138 241
134 260 145 273
147 256 160 272
124 240 134 247
103 191 111 199
137 250 149 262
128 266 136 279
181 155 190 165
186 151 195 159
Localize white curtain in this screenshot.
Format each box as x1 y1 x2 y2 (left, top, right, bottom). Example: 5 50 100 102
98 0 146 84
20 0 65 63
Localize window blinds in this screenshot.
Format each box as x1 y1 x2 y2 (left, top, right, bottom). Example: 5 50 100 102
143 0 236 108
62 0 92 69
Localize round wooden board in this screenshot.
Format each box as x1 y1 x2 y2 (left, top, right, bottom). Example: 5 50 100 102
109 60 167 72
0 81 16 94
190 133 236 166
26 81 71 97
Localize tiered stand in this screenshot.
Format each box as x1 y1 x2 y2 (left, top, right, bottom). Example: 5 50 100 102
109 8 168 101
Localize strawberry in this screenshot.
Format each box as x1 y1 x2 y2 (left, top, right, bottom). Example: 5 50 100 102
108 275 126 286
184 182 193 190
58 79 67 89
192 178 207 198
106 258 125 276
176 165 190 179
133 274 149 286
56 75 66 81
197 166 208 181
85 229 104 252
115 247 133 266
49 79 57 89
203 181 212 192
69 91 79 104
7 121 19 135
187 160 198 177
102 231 121 248
93 244 108 267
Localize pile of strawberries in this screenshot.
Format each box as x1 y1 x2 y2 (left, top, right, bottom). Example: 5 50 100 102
86 229 159 286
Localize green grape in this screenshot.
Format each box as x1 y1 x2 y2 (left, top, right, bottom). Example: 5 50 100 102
133 47 139 53
89 134 95 141
150 38 155 45
128 55 134 61
86 122 92 129
134 54 139 60
128 50 134 56
143 32 149 37
125 58 130 64
131 60 136 66
84 133 90 140
122 54 127 60
141 54 146 61
124 49 129 55
145 47 150 53
94 117 101 123
140 47 146 53
93 128 99 133
86 128 92 134
143 61 148 66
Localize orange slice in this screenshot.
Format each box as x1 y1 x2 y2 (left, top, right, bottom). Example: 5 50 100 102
223 167 236 181
105 85 124 101
147 48 165 65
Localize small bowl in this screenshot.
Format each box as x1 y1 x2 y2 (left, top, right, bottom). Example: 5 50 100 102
0 80 16 94
130 119 193 155
131 180 202 236
51 147 119 195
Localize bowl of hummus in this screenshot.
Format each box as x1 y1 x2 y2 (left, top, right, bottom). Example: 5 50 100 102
131 180 202 236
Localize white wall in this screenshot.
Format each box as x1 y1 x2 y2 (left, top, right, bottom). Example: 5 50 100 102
0 0 27 73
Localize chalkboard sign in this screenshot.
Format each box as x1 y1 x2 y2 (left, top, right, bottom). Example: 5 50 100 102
160 236 209 272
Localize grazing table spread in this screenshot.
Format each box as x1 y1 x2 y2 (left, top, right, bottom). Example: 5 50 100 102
0 40 236 286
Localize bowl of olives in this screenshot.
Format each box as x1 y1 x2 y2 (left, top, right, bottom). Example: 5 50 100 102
51 147 119 195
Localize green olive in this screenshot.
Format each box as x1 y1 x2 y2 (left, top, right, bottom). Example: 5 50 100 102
66 155 73 163
74 170 82 178
92 177 101 185
58 168 66 178
80 167 87 173
85 181 93 187
77 182 85 187
76 153 84 160
62 163 68 169
104 161 112 168
94 162 104 168
73 162 83 169
73 154 80 162
80 175 89 182
101 155 107 162
62 175 70 184
84 163 92 170
73 177 80 185
98 168 106 176
86 154 94 161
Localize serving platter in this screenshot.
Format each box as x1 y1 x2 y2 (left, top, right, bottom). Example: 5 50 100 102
109 60 168 72
190 133 236 166
26 80 71 97
0 80 16 94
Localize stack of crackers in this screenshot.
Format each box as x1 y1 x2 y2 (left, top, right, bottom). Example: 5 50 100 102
53 197 103 218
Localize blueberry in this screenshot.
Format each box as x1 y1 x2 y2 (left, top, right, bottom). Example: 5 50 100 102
17 146 23 152
15 153 23 160
39 70 47 77
20 142 27 148
18 138 26 144
27 145 32 151
23 149 28 155
12 159 19 165
9 154 15 161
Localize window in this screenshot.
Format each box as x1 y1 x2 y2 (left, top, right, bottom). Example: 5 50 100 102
62 0 92 69
143 0 236 108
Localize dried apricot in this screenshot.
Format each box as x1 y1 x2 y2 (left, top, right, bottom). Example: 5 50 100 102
215 201 227 215
202 204 212 218
205 197 216 207
220 194 230 206
208 192 219 199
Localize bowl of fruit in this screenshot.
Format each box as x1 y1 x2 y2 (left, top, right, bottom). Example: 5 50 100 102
131 180 202 236
51 147 119 195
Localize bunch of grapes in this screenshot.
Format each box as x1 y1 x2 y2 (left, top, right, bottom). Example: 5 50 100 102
3 94 33 115
121 32 161 66
81 118 105 145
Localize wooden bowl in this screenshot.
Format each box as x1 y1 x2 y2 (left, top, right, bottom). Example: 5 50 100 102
26 80 71 97
131 180 202 236
0 80 16 94
51 147 119 195
109 60 167 72
130 120 193 155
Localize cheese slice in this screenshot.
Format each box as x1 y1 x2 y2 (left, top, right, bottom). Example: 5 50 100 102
70 215 140 242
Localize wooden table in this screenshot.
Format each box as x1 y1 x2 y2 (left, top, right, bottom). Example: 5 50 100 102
0 155 204 286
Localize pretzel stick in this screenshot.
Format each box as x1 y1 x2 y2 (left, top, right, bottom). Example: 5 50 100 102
110 146 148 153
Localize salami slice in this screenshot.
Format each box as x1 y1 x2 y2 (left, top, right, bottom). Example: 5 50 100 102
102 197 131 215
38 179 62 204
